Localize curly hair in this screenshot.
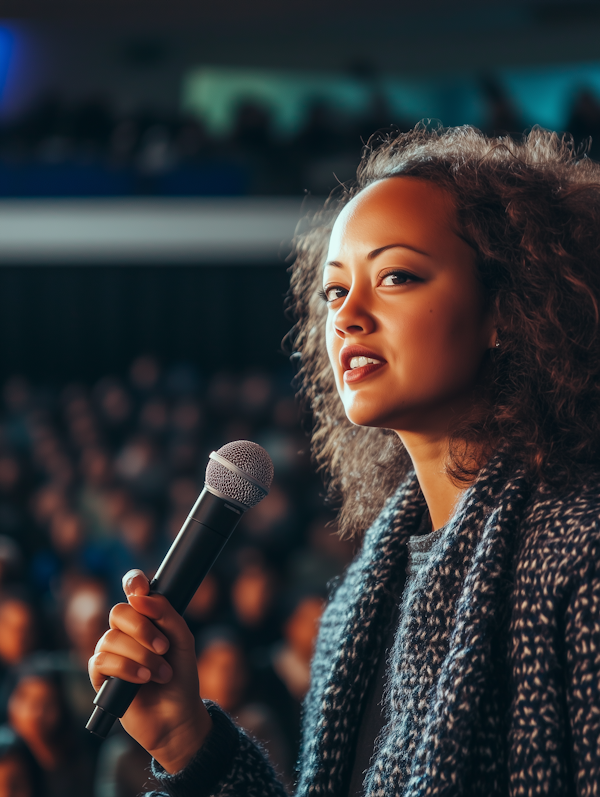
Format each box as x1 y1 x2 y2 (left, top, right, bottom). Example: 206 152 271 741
285 123 600 539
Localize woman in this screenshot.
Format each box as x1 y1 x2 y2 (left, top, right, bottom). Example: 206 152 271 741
0 724 43 797
89 124 600 796
7 658 97 797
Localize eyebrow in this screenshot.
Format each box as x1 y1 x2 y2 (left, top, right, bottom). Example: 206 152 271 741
325 242 430 267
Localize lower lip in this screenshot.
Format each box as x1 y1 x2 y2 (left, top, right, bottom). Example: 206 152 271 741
343 362 386 384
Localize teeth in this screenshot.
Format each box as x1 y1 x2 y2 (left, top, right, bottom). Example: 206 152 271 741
349 356 382 369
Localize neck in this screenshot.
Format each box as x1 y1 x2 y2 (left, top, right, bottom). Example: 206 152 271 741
396 430 478 531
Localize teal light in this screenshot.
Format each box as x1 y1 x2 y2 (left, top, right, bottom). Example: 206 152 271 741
182 63 600 136
182 67 372 137
500 63 600 130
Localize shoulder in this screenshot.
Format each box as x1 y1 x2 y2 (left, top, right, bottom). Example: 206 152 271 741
517 470 600 585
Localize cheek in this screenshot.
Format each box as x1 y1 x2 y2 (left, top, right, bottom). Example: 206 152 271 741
413 297 489 383
416 289 485 346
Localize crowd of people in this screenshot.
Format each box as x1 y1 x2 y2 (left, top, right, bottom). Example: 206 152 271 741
0 355 354 796
0 77 599 198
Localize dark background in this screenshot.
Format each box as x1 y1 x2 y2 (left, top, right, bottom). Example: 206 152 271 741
0 266 292 380
0 1 598 382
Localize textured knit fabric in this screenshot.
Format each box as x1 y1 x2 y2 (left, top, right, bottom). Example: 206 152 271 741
149 702 243 797
405 524 446 577
347 515 447 797
147 450 600 796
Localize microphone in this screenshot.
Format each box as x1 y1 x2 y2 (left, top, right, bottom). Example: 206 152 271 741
86 440 274 739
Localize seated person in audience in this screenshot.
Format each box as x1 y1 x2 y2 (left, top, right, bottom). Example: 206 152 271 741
93 731 151 797
196 627 292 784
0 724 44 797
0 592 39 693
229 549 280 648
7 657 97 797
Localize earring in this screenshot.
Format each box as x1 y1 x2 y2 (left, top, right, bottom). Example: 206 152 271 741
495 340 500 348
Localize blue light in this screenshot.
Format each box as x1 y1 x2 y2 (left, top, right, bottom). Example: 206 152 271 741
0 27 13 101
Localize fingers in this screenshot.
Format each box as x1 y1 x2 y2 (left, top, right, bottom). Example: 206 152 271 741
109 602 170 655
123 569 150 598
128 594 195 654
89 646 172 693
89 628 173 692
97 628 173 677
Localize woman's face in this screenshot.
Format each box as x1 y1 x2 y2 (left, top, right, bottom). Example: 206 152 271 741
8 677 62 742
324 177 495 437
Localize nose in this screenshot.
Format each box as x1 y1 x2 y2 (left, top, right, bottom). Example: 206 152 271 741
333 287 375 339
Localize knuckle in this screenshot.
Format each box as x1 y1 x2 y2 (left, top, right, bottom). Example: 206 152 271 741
104 628 121 646
91 651 105 669
109 602 128 625
94 630 110 654
132 615 152 639
142 650 160 669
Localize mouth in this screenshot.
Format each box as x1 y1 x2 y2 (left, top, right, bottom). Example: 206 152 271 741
340 345 387 384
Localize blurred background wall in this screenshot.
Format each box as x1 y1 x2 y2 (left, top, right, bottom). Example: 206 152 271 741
0 1 597 374
0 2 598 795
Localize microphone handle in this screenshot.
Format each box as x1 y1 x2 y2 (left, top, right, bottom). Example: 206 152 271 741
86 489 244 739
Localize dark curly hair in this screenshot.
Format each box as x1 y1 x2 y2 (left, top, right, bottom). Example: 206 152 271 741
285 123 600 539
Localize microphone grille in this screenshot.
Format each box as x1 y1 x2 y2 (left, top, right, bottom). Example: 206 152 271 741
205 440 274 509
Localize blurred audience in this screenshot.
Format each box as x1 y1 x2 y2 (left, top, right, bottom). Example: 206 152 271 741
94 733 151 797
6 658 98 797
196 627 293 784
0 355 350 794
273 594 324 703
0 592 39 681
0 724 44 797
229 549 280 648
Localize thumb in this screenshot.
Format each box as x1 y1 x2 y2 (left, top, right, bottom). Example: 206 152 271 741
122 569 151 600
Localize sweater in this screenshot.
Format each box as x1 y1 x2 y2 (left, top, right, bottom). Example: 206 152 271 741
149 450 600 796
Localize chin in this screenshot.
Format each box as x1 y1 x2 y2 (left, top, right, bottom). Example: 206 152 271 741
343 405 394 430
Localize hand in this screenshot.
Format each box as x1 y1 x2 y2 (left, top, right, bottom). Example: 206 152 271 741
89 569 212 774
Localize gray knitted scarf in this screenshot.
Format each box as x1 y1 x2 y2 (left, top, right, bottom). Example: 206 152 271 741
298 451 532 796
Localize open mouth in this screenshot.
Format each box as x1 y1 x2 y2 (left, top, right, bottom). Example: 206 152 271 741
340 347 387 384
343 359 386 383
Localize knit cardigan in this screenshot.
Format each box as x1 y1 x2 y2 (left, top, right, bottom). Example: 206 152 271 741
150 451 600 797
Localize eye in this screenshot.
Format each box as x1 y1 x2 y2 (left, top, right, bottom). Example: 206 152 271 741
319 285 348 303
380 270 416 286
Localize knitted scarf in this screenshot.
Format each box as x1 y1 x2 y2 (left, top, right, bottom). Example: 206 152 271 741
297 451 533 797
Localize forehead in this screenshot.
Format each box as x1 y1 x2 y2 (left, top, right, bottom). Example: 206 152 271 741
327 177 459 257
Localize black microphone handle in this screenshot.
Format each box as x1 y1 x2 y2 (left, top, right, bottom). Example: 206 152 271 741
86 488 244 739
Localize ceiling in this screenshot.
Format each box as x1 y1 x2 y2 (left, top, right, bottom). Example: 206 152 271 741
1 0 599 34
2 1 599 75
0 0 600 73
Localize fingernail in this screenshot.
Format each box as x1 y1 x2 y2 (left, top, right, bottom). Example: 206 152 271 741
138 667 151 681
153 637 168 654
159 664 172 682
